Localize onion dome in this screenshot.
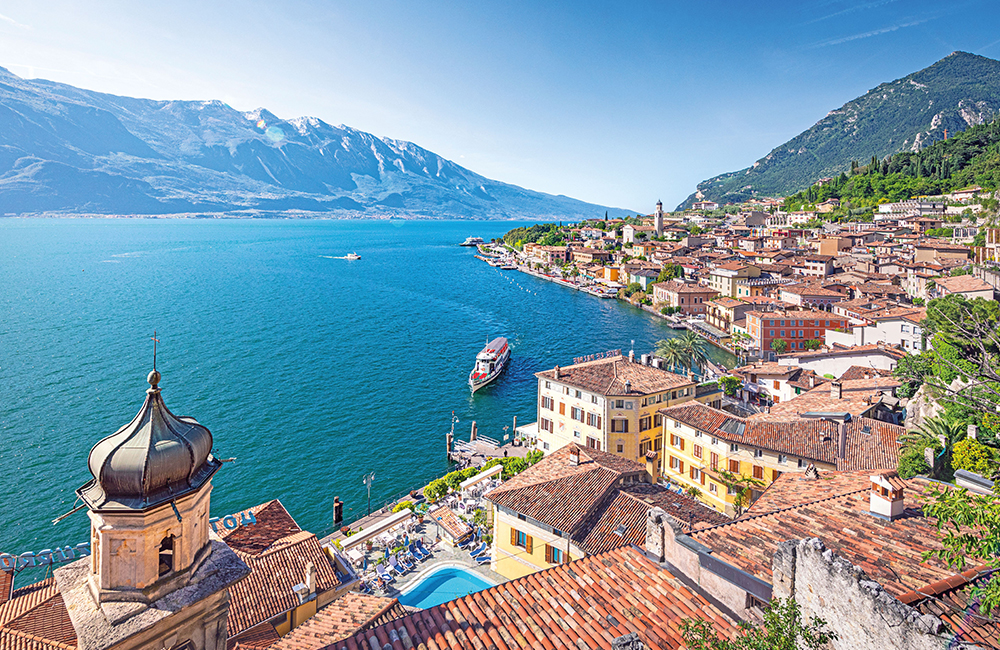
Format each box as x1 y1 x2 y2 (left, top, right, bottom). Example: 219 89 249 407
77 370 221 511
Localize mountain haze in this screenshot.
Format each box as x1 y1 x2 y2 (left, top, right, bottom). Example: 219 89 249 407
0 68 631 219
679 52 1000 209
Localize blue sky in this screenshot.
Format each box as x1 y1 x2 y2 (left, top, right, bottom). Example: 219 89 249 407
1 0 998 211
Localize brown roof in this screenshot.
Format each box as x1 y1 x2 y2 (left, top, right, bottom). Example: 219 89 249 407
659 402 901 471
229 624 281 650
651 280 718 295
535 356 694 396
901 568 1000 647
690 471 960 598
780 343 907 361
329 546 737 650
763 376 901 419
271 593 407 650
223 501 343 637
935 275 992 294
838 366 895 381
427 506 472 541
0 578 76 650
486 444 642 536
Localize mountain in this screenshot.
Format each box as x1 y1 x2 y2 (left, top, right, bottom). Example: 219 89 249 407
0 68 631 219
678 52 1000 209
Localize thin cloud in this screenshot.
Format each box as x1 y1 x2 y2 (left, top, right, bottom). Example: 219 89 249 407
811 18 929 48
804 0 900 26
0 12 29 29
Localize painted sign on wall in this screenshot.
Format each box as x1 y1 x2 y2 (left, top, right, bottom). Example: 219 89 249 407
209 509 257 533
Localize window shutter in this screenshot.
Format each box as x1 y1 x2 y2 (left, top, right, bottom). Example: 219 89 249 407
545 544 553 564
511 527 517 546
597 416 602 429
701 470 706 485
559 403 565 415
689 466 694 480
680 438 685 451
679 461 684 474
525 535 533 554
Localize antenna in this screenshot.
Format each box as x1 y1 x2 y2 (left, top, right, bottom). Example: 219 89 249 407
151 331 160 370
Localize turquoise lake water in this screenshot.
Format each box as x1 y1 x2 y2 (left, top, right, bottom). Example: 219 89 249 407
397 566 494 609
0 218 733 558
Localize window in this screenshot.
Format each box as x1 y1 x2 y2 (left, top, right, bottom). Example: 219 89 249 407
541 396 554 410
564 387 570 395
780 330 785 337
797 458 805 468
729 459 740 473
573 430 581 438
710 483 718 494
670 456 681 471
545 381 551 389
543 441 550 450
639 439 652 456
671 434 680 448
728 485 739 495
654 414 662 428
540 418 553 432
575 390 582 398
611 419 629 433
158 535 174 577
693 444 703 459
671 391 677 400
552 526 563 537
512 529 532 552
571 406 583 421
730 443 739 452
754 449 763 458
711 452 719 470
615 399 625 409
773 380 780 390
901 324 910 333
711 437 718 446
586 413 602 428
778 454 788 464
752 465 764 480
546 545 564 564
617 442 624 453
691 467 702 483
587 437 601 450
769 330 775 337
694 430 702 438
770 319 775 326
639 416 651 431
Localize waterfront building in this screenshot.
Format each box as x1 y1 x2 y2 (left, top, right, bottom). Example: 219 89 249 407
532 353 698 464
745 308 848 359
730 361 828 405
650 280 719 316
484 444 726 580
0 369 252 650
705 297 754 335
657 398 902 516
709 262 761 298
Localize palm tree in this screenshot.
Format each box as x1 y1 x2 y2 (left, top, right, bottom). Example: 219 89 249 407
654 338 685 374
677 330 710 374
899 415 967 456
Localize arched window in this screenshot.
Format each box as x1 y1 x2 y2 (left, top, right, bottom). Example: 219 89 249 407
158 535 174 577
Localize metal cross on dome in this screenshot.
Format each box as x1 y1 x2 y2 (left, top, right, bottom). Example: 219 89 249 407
151 331 160 370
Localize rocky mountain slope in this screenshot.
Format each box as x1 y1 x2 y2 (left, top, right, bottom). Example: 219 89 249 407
0 68 630 219
678 52 1000 209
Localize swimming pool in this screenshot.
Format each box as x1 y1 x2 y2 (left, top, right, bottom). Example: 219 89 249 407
397 566 495 609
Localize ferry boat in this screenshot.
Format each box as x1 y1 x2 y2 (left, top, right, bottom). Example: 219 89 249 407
468 337 510 393
460 236 485 247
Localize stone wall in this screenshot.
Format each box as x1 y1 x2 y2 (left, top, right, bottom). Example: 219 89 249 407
772 538 982 650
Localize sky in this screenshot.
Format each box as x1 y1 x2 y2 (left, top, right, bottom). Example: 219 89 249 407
1 0 999 211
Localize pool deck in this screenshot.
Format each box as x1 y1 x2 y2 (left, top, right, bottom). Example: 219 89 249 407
359 519 504 603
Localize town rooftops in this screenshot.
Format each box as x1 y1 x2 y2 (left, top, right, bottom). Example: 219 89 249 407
713 261 756 272
270 593 407 650
761 375 901 421
652 280 717 294
659 401 901 471
934 275 993 295
707 297 747 308
0 577 75 650
689 471 960 599
779 342 908 361
915 239 971 251
328 545 737 650
535 355 694 396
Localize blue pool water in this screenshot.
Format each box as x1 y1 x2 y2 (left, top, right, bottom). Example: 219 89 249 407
398 566 495 609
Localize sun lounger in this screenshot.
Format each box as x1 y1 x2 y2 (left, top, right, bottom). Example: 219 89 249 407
397 553 415 571
469 542 488 558
408 543 427 560
416 539 433 556
388 556 408 575
475 555 492 565
376 564 395 583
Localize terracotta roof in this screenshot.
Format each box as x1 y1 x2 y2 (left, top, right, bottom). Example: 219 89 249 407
935 275 993 294
427 506 472 541
535 356 694 396
651 281 718 295
763 376 901 419
690 471 960 598
780 343 907 361
0 573 10 606
271 593 407 650
733 362 796 377
901 568 1000 647
329 546 737 650
225 503 343 637
229 623 281 650
659 402 901 471
713 261 754 271
838 366 895 381
486 445 638 536
0 579 76 650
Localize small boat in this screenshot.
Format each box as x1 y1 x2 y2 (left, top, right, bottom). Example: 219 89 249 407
460 237 485 247
344 252 361 260
469 337 510 393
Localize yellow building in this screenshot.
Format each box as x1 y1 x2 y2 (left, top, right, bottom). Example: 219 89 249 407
709 262 761 298
485 444 725 580
656 401 903 516
533 353 698 469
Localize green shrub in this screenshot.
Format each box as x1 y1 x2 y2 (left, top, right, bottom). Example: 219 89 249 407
897 450 931 479
392 501 415 513
526 450 544 465
444 470 466 492
952 438 995 476
424 478 448 502
719 375 741 397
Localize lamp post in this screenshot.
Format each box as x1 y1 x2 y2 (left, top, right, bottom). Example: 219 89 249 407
362 471 375 517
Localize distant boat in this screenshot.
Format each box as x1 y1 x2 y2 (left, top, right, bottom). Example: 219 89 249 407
460 237 485 247
469 337 510 393
344 252 361 260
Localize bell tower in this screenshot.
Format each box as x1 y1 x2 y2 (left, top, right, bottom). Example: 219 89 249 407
654 200 664 237
55 369 250 650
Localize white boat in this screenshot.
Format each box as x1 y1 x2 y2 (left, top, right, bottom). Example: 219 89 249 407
344 252 361 260
469 337 510 393
460 237 485 247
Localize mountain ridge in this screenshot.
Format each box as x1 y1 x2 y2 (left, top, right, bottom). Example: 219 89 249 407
678 51 1000 209
0 66 631 219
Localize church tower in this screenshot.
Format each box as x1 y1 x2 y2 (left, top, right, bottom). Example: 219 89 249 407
654 199 664 237
55 369 249 650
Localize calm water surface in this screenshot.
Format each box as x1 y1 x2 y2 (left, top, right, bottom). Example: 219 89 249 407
0 218 732 557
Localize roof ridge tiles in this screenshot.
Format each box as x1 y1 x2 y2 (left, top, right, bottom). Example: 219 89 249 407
690 487 871 536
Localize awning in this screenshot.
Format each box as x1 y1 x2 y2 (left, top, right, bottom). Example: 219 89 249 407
340 510 413 551
515 422 538 439
744 383 760 393
459 464 503 491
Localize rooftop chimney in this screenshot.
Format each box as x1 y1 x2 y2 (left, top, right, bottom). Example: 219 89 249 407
554 365 561 379
645 451 659 485
831 381 843 400
838 421 847 460
569 446 580 466
641 353 651 366
809 374 816 389
870 470 906 521
629 349 635 363
624 380 632 394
